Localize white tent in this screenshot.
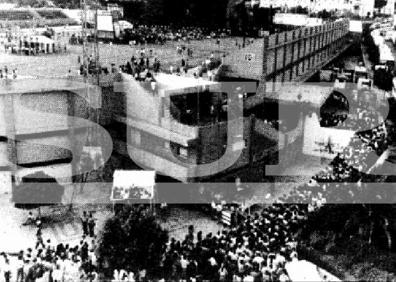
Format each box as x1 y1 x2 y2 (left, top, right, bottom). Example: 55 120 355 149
112 170 155 201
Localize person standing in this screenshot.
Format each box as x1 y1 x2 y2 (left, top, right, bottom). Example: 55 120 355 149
146 57 150 69
88 213 96 238
81 211 89 236
16 254 25 282
3 258 11 282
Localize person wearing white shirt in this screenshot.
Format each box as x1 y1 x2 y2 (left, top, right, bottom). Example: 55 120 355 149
180 255 189 270
244 274 254 282
209 256 217 267
252 255 264 268
3 259 11 282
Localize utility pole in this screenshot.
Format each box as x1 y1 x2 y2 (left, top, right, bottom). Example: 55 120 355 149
74 0 102 201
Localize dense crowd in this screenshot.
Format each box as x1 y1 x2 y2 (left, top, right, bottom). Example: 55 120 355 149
122 25 230 45
69 25 230 46
0 211 99 282
160 204 300 282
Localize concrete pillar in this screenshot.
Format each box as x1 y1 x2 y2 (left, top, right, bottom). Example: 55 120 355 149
4 94 16 196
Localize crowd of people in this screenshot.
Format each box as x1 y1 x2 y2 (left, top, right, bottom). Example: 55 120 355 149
0 211 99 282
117 46 222 85
160 204 300 282
122 25 230 45
68 25 230 46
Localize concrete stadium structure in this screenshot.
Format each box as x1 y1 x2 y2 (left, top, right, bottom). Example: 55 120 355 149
106 19 354 182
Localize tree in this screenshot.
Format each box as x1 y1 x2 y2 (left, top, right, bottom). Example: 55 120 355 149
97 205 169 279
13 171 65 212
375 0 387 10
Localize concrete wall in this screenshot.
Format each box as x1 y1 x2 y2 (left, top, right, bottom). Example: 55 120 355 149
15 164 72 186
222 19 350 84
266 20 350 81
0 79 95 191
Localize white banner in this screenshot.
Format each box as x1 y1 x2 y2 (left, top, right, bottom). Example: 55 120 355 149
349 20 363 33
274 13 322 26
112 170 155 201
97 13 113 32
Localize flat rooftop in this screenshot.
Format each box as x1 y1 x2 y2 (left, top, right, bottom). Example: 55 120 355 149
0 78 94 95
264 84 333 108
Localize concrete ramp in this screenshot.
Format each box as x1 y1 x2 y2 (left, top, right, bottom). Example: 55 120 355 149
221 39 264 81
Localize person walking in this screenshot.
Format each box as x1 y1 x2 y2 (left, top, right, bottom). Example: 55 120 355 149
36 228 45 249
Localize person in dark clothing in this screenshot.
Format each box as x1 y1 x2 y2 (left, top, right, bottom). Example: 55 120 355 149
35 229 44 249
80 242 89 262
81 211 89 236
88 213 96 237
126 61 132 74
